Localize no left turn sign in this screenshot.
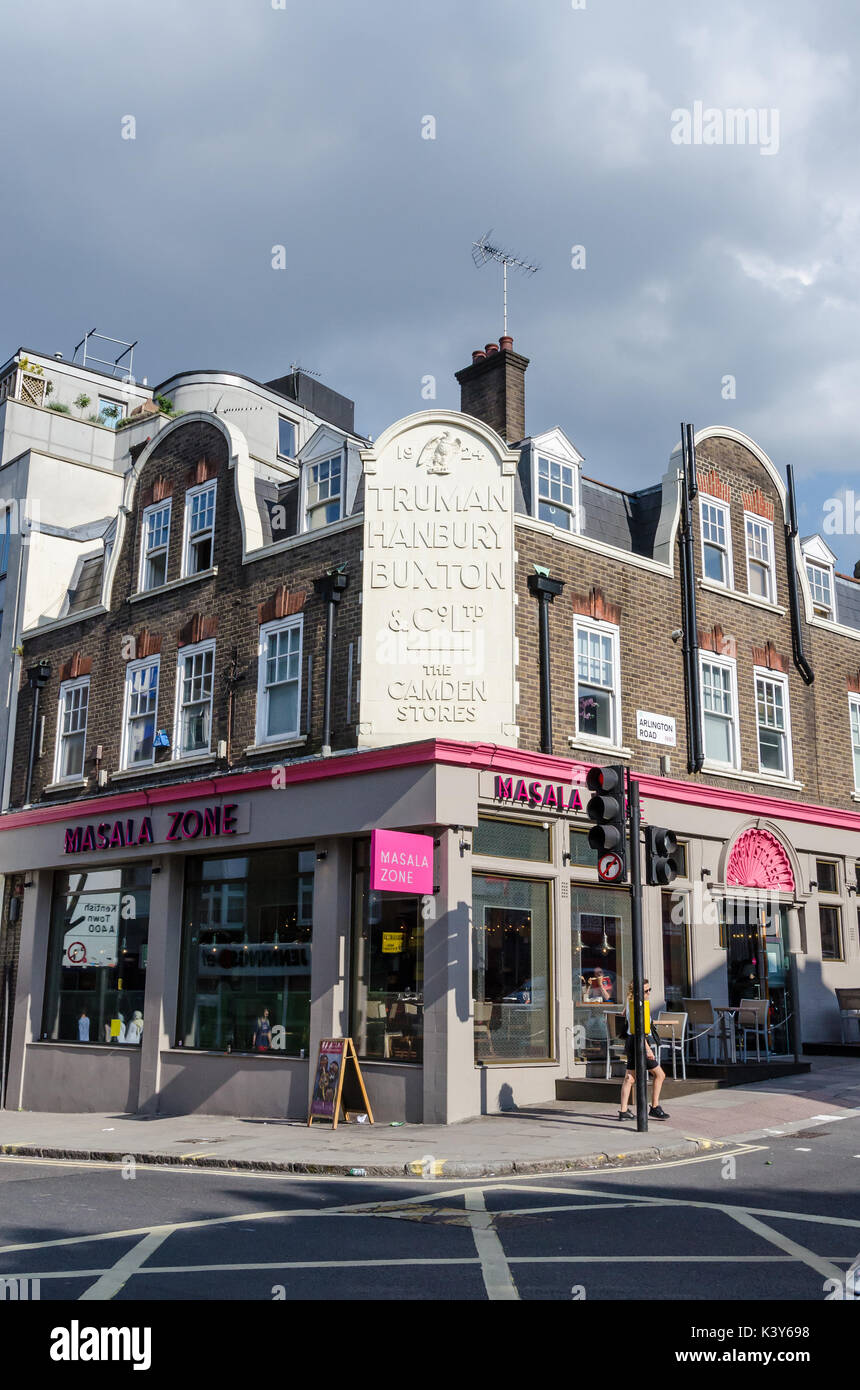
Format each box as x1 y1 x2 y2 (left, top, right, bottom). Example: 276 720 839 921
597 852 624 883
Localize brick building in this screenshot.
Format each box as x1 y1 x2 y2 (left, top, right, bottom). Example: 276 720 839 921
0 336 858 1123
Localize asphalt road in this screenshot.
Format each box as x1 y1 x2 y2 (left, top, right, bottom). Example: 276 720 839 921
0 1115 858 1304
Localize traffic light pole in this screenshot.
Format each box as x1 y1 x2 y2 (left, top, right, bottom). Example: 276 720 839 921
627 770 648 1133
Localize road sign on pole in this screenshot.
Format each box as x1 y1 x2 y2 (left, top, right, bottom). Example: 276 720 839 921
597 852 624 883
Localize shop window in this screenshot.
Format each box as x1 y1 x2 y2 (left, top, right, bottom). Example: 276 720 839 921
175 642 214 756
571 885 631 1064
256 617 302 743
661 890 690 1007
350 838 424 1064
55 677 89 781
140 501 171 591
183 482 216 576
815 859 839 895
41 865 151 1045
177 847 314 1055
819 905 843 961
473 873 551 1062
473 817 551 863
567 829 595 868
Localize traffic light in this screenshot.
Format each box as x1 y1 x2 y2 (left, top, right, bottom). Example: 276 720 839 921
645 825 679 886
585 764 627 878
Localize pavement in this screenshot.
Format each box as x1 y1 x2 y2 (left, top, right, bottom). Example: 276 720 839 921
1 1057 858 1179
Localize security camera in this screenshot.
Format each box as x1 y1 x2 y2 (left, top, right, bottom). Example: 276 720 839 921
670 628 683 643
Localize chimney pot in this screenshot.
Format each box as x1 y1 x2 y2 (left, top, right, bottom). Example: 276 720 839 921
455 337 529 443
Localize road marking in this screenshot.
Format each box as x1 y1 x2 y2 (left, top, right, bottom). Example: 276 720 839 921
795 1147 812 1152
10 1253 860 1289
78 1226 174 1301
464 1188 519 1301
725 1208 846 1285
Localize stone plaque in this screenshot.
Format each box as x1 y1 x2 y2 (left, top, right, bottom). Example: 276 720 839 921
358 411 519 747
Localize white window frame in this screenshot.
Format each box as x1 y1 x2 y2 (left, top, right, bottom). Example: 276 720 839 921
304 454 343 532
850 696 860 794
744 513 777 604
277 417 297 460
806 560 834 619
256 617 303 745
182 482 217 578
700 653 740 770
699 496 733 588
753 668 792 780
573 617 621 746
139 499 171 592
535 451 578 532
54 676 90 783
173 640 215 759
121 656 160 769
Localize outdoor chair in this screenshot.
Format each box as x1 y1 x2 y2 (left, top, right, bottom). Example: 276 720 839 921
737 998 770 1063
604 1010 628 1078
836 988 860 1044
474 1001 495 1055
681 998 717 1061
655 1011 688 1080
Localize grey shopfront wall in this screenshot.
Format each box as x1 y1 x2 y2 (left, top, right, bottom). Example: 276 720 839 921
2 745 859 1125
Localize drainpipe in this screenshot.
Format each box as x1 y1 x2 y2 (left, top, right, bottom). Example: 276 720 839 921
313 568 349 755
527 571 565 754
784 464 815 686
678 423 704 772
23 660 51 806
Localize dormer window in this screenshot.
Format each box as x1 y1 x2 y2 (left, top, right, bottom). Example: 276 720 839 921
537 454 576 530
806 561 833 618
305 455 342 530
183 483 216 576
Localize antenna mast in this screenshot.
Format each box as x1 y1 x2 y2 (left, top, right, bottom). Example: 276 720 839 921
472 231 539 336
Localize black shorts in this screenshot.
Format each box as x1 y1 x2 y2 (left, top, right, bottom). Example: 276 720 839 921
625 1039 658 1072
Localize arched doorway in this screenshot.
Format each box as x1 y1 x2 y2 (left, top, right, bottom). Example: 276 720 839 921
723 828 797 1055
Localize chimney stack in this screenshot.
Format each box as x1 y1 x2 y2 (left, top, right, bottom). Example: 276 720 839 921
455 335 529 443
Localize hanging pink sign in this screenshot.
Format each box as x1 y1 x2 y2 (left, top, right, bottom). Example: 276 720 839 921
370 829 434 894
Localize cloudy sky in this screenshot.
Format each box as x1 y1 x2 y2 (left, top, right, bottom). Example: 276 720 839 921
3 0 860 566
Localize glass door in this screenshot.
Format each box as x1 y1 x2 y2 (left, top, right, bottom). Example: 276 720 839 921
724 900 793 1055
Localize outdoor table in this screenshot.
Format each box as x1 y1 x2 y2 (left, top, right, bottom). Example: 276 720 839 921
713 1006 739 1064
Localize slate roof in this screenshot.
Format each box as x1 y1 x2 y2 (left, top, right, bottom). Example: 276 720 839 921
67 556 103 613
835 574 860 633
580 478 663 558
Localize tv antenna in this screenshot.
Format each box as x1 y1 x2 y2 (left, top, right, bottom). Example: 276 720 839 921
290 361 322 379
471 231 539 336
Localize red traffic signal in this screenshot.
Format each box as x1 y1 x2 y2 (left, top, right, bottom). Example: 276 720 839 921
585 764 628 873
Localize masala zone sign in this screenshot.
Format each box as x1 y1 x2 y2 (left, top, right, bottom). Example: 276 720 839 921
62 802 248 855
